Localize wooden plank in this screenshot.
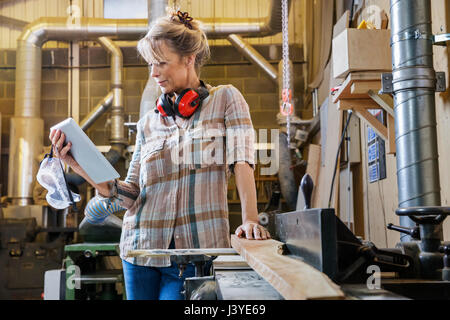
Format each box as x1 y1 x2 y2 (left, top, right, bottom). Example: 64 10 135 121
213 255 251 269
352 162 366 239
230 235 345 300
432 0 450 241
351 81 382 95
380 10 389 30
306 144 321 207
126 248 237 258
338 98 381 111
353 107 388 140
314 60 343 209
387 114 396 155
339 167 354 229
368 91 395 117
332 72 383 103
298 144 321 210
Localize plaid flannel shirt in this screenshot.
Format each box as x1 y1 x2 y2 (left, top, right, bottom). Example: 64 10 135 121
114 84 255 267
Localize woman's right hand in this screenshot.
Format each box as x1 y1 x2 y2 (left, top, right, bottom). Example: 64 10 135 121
49 129 79 169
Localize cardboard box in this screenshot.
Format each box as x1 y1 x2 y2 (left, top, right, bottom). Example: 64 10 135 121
332 29 392 79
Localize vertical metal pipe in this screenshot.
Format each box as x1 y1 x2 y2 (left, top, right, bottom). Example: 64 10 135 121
390 0 442 241
98 37 126 149
139 0 167 119
148 0 168 23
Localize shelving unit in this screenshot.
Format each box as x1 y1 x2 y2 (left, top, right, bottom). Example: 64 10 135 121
333 72 396 155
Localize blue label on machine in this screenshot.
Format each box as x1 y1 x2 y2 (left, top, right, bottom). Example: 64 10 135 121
368 127 377 143
368 142 379 163
368 162 379 183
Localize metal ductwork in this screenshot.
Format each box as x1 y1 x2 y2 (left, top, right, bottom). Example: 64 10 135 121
98 37 126 150
80 91 114 131
9 18 148 205
202 0 287 38
390 0 442 241
10 0 290 205
227 34 278 83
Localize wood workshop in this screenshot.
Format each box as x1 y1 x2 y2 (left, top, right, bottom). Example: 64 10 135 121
0 0 450 302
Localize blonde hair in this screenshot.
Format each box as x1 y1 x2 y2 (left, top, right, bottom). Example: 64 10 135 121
137 9 210 75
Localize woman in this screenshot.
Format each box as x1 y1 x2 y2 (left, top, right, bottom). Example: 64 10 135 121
50 10 270 300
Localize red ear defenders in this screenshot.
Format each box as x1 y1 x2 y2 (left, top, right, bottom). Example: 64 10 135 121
156 80 209 118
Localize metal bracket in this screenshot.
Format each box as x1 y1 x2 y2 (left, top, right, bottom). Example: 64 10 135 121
380 72 446 93
380 73 393 94
392 30 434 44
436 72 447 92
433 33 450 46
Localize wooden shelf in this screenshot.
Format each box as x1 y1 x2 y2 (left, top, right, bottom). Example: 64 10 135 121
333 72 396 154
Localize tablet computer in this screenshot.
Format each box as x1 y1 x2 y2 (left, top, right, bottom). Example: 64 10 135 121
50 118 120 184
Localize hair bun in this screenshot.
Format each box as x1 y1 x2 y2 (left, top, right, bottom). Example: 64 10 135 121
172 11 194 30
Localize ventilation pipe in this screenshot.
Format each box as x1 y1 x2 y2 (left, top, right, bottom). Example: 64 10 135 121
390 0 443 241
9 18 148 205
98 36 126 152
227 34 278 83
10 0 290 206
80 91 114 131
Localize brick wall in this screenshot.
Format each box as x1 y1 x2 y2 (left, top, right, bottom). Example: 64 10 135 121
0 44 304 196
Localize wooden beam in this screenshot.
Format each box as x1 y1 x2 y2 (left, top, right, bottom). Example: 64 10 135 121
351 81 382 95
338 99 381 111
306 144 321 207
231 235 345 300
126 248 237 258
387 114 396 154
353 107 388 141
332 72 383 103
368 90 395 117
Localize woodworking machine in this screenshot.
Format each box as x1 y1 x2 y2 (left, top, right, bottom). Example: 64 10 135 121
262 174 450 300
142 172 450 300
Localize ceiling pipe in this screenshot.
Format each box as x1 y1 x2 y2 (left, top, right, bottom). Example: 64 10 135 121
80 91 114 131
9 18 148 205
201 0 286 38
10 0 290 205
227 34 278 83
0 15 28 29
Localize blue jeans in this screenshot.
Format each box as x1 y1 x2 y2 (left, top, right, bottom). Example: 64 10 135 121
122 259 196 300
122 239 212 300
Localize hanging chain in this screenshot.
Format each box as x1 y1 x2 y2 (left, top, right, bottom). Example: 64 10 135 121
280 0 292 147
281 0 290 94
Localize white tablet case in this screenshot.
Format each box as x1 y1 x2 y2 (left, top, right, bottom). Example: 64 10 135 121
50 118 120 184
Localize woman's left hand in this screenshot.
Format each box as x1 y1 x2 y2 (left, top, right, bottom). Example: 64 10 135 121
235 220 271 240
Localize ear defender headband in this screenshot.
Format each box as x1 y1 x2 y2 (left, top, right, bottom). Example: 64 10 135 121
156 80 209 118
